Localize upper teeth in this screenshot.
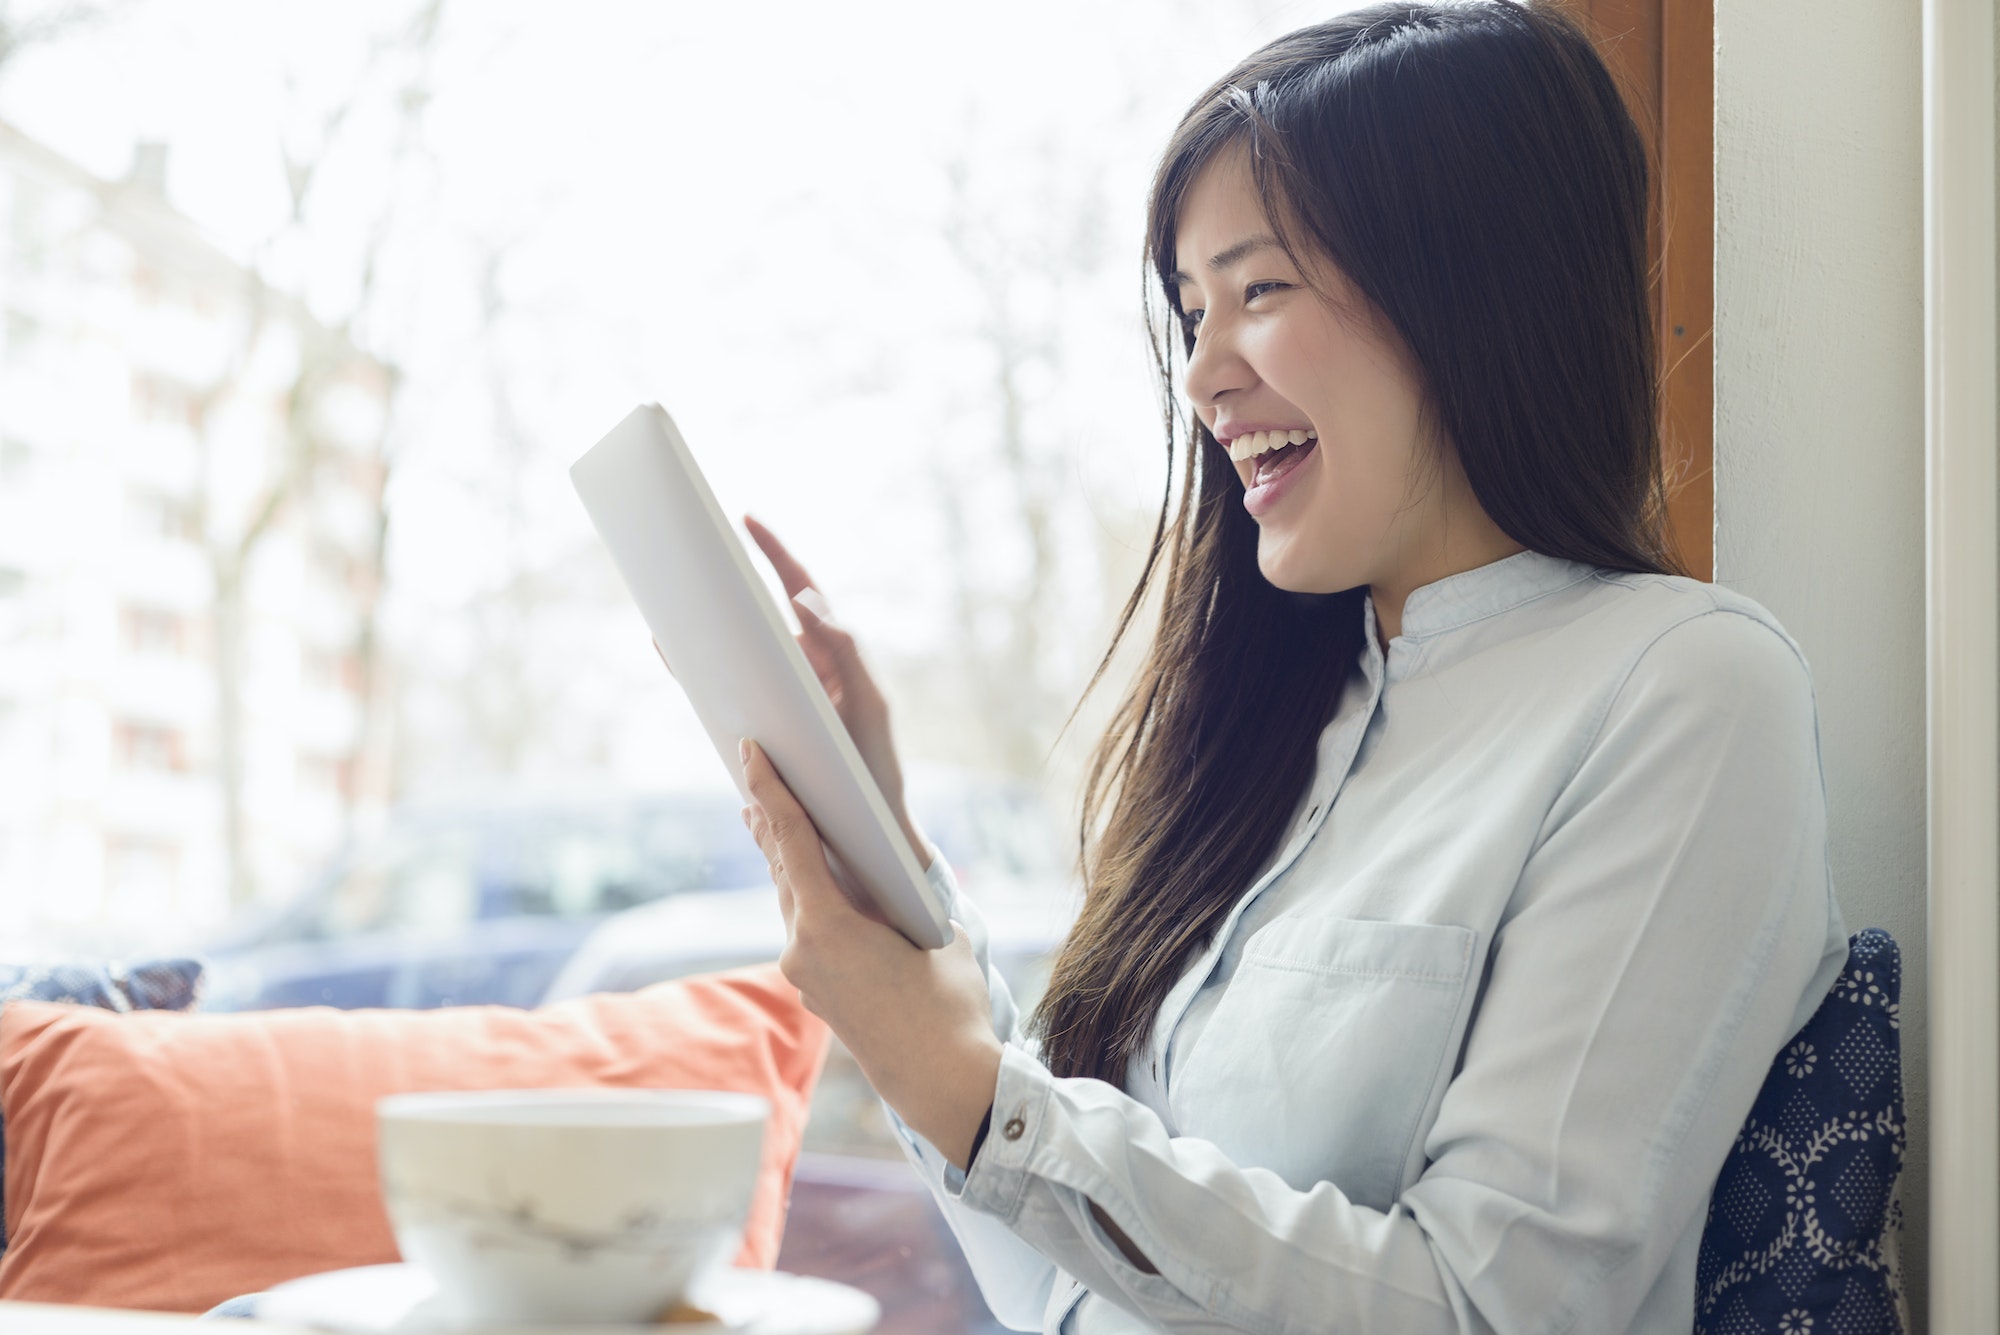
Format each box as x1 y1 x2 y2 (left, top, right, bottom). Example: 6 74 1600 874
1225 429 1316 462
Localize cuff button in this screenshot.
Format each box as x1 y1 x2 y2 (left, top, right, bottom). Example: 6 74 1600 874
1003 1115 1026 1141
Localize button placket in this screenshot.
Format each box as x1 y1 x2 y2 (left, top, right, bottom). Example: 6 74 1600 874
1157 668 1380 1109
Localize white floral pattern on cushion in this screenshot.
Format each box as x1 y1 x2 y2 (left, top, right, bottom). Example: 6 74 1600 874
1696 930 1904 1335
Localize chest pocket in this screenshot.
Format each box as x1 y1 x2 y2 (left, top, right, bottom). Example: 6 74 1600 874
1168 916 1476 1211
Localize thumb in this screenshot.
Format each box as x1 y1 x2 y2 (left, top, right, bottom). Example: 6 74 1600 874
741 740 836 901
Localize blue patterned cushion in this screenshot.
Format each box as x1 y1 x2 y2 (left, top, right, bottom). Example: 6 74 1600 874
0 958 206 1250
0 959 204 1014
1696 929 1905 1335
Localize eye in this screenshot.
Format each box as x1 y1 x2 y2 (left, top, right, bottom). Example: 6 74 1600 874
1245 281 1289 302
1179 306 1205 337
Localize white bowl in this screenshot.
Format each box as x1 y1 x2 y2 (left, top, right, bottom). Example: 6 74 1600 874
377 1089 769 1327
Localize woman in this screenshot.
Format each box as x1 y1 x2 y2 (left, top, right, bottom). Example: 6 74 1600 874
736 2 1847 1330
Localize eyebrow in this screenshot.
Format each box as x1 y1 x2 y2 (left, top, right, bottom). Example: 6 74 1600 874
1167 234 1282 289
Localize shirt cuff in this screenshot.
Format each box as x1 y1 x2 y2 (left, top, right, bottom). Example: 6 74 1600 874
923 850 961 917
946 1042 1053 1225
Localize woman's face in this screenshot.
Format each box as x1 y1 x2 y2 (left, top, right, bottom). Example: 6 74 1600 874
1172 145 1513 608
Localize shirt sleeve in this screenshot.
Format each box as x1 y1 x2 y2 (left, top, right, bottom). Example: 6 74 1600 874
889 854 1062 1331
932 610 1847 1333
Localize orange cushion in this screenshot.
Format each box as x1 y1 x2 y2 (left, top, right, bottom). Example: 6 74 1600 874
0 964 828 1314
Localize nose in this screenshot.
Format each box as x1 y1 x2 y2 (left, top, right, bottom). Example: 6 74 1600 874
1182 309 1253 418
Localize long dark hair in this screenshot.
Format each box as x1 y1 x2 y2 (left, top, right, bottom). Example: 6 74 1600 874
1033 1 1685 1083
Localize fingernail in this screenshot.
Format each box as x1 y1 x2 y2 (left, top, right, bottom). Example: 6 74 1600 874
739 738 751 764
795 587 833 622
739 805 752 829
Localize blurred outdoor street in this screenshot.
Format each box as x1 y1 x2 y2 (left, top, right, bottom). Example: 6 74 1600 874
0 0 1325 953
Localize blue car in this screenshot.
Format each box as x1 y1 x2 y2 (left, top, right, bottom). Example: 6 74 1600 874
201 793 769 1012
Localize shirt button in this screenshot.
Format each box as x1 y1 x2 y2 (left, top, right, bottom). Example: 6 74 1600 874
1003 1115 1026 1141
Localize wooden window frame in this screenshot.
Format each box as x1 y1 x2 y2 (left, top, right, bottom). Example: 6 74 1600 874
1559 0 1716 581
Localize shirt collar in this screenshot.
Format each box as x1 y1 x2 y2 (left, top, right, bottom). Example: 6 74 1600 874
1370 549 1598 642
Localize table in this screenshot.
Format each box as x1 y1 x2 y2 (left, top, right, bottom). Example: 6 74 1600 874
0 1281 883 1334
0 1303 312 1332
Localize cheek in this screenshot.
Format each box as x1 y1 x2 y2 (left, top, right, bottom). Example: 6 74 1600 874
1319 419 1424 512
1287 374 1424 514
1256 394 1429 590
1308 336 1427 485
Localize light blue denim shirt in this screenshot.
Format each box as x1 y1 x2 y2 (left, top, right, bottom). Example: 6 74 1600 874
896 551 1848 1334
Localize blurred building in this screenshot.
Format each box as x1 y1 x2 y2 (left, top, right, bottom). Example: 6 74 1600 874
0 120 392 948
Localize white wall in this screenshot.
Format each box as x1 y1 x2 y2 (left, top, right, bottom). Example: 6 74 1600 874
1713 0 1929 1324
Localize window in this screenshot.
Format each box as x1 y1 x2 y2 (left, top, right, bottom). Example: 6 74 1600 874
125 490 198 542
121 606 185 656
298 752 353 799
303 647 364 695
131 374 200 429
114 721 186 773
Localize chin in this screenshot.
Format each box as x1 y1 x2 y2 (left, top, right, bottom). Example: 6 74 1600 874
1254 537 1346 596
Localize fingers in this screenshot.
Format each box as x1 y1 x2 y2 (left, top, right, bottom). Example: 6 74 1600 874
743 515 816 601
746 801 797 934
793 602 866 683
737 518 868 684
742 518 850 660
750 805 798 926
740 740 835 911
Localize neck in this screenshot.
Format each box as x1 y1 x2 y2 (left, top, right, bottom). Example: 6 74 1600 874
1365 459 1525 649
1370 538 1526 648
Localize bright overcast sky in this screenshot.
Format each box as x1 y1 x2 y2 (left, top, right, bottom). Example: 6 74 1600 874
0 0 1360 792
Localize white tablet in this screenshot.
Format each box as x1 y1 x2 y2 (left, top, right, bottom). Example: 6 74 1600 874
569 403 951 949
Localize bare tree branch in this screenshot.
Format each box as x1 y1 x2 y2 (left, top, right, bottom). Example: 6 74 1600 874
0 0 126 75
187 0 446 903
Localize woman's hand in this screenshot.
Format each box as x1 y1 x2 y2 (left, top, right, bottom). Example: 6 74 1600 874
738 517 928 868
741 739 1001 1171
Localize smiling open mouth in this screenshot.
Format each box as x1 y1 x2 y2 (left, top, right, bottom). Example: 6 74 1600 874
1226 429 1319 487
1225 428 1315 463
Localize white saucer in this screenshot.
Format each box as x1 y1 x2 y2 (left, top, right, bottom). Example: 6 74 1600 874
258 1263 880 1335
